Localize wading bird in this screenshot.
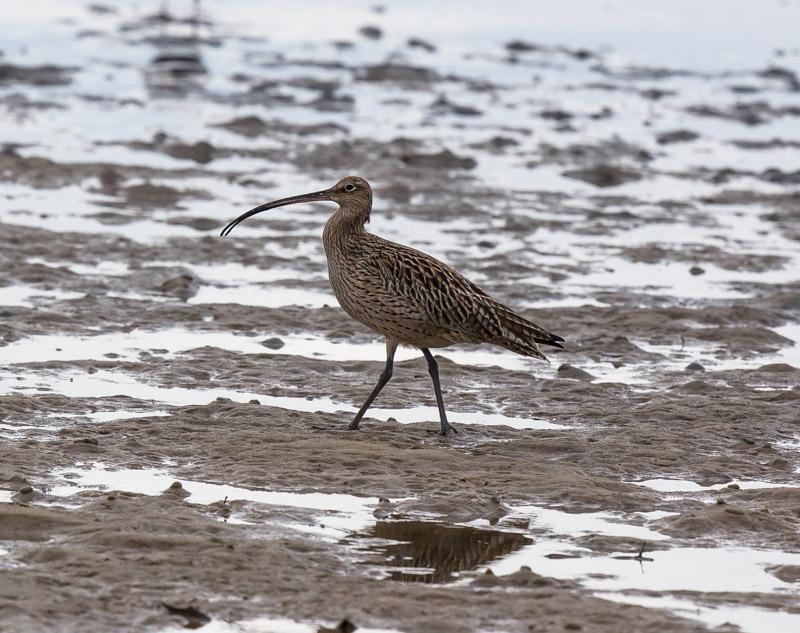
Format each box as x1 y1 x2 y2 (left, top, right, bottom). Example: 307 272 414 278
220 176 563 436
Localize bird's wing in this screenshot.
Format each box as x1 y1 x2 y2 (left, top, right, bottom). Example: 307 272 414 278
364 237 564 358
366 239 509 342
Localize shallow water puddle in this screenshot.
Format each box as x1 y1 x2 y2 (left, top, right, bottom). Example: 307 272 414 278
1 326 545 373
1 329 270 364
85 410 170 423
598 593 800 633
359 504 800 631
0 421 54 438
0 284 84 307
512 505 672 541
161 616 401 633
479 506 800 633
0 369 562 431
361 506 669 584
491 542 800 594
632 478 797 493
7 323 798 385
357 520 532 583
51 463 381 535
26 258 131 277
189 285 335 309
144 260 327 285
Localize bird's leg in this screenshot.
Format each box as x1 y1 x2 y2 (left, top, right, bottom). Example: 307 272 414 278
421 349 456 437
347 339 397 431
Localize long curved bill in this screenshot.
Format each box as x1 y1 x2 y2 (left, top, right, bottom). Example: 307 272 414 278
220 188 334 237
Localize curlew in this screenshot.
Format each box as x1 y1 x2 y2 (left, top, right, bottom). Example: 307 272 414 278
220 176 564 436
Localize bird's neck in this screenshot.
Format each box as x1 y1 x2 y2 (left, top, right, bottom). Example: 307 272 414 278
323 204 370 252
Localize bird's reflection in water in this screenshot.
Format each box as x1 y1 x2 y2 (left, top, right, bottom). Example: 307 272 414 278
364 521 532 583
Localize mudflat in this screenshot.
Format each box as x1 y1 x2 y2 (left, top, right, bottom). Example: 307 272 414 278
1 2 799 632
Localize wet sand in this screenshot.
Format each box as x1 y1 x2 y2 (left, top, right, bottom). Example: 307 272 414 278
1 2 800 632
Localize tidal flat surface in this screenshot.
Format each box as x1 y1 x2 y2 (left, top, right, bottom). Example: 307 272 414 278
1 1 799 632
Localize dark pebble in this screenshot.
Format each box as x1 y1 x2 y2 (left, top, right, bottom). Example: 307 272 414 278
407 37 436 52
359 25 382 40
261 337 285 350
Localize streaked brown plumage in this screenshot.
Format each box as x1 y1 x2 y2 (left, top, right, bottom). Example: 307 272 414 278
221 175 564 436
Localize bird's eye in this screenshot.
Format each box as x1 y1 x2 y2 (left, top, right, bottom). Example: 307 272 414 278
345 184 355 192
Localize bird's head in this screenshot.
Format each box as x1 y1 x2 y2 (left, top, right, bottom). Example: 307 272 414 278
220 176 373 236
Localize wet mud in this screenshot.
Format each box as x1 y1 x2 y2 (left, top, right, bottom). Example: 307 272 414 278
1 2 800 632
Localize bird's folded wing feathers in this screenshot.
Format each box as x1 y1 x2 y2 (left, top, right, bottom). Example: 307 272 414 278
370 244 517 340
363 239 563 355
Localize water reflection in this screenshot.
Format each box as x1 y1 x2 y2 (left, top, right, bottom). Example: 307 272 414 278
364 521 531 583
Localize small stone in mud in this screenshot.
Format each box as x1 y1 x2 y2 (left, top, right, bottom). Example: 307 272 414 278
162 603 211 628
19 485 33 494
656 129 699 144
685 362 705 372
541 109 573 121
261 337 285 350
248 399 261 405
164 481 190 498
335 619 357 633
358 25 382 40
557 364 595 381
689 265 705 276
407 37 436 52
430 95 482 116
505 40 541 53
561 164 642 188
360 63 439 83
165 140 215 164
156 274 197 302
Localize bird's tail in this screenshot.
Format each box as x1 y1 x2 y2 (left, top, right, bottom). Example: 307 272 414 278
489 301 564 362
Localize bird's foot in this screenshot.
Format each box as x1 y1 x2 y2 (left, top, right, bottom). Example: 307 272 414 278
428 424 458 437
345 420 360 431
